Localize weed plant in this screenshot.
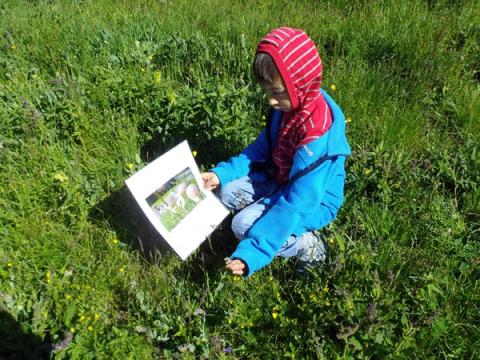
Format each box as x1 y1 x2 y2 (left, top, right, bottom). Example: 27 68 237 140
0 0 479 358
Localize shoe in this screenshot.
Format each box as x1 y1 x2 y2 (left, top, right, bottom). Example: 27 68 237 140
294 232 328 278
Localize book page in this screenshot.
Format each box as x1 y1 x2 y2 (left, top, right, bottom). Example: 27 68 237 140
125 141 229 259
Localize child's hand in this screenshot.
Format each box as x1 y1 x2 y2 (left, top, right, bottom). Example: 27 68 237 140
201 172 220 190
225 257 247 276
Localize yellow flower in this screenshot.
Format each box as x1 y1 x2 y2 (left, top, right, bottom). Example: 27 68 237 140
119 267 125 273
328 238 334 245
112 238 119 245
70 327 75 333
323 286 329 293
94 313 100 321
127 163 134 170
262 115 266 120
11 44 16 50
346 116 352 124
7 262 13 268
167 93 176 104
364 168 372 176
325 301 331 307
53 172 69 182
65 294 72 300
330 84 336 91
272 312 279 319
233 275 240 281
140 67 145 72
80 315 86 322
269 276 273 281
154 71 161 84
147 55 153 62
192 150 198 157
167 92 176 104
87 325 93 332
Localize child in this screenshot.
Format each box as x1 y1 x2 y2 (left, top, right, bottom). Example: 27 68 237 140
201 27 350 277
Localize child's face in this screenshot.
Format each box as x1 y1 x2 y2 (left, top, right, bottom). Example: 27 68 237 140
262 74 292 112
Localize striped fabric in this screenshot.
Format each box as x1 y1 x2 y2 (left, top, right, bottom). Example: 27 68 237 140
257 27 332 184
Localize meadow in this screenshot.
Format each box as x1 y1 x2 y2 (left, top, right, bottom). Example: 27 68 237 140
0 0 479 358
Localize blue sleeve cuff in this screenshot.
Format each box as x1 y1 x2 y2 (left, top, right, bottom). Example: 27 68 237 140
211 165 231 187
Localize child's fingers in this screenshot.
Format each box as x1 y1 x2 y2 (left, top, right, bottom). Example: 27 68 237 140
225 260 246 275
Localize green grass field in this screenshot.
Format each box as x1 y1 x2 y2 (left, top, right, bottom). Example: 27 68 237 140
1 0 479 358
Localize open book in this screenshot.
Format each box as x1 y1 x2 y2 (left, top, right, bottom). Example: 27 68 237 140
125 141 229 259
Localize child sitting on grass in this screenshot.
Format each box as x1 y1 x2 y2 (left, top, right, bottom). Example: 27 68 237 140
201 27 350 277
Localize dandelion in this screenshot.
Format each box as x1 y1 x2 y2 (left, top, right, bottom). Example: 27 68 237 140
167 92 176 104
87 325 93 332
154 71 161 84
80 315 86 322
94 313 101 321
330 84 336 91
364 168 372 176
127 163 134 170
346 116 352 124
272 311 279 319
53 172 69 182
192 150 198 157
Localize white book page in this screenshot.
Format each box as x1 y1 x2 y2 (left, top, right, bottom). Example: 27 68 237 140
125 141 229 259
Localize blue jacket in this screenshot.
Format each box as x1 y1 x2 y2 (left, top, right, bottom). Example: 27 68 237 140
212 90 351 276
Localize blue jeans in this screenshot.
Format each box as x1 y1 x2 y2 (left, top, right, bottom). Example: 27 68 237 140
219 171 316 258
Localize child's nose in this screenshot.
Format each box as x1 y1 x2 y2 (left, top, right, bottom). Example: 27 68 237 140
269 97 278 107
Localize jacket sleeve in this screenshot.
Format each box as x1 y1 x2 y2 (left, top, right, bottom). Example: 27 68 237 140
211 128 271 186
230 146 342 277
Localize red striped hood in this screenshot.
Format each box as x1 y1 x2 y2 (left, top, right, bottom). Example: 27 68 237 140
256 27 332 184
257 27 323 110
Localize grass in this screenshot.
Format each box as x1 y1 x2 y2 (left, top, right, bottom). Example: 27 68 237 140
0 0 479 358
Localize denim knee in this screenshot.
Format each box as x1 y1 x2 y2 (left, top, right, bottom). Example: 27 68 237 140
220 181 252 211
231 211 251 240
